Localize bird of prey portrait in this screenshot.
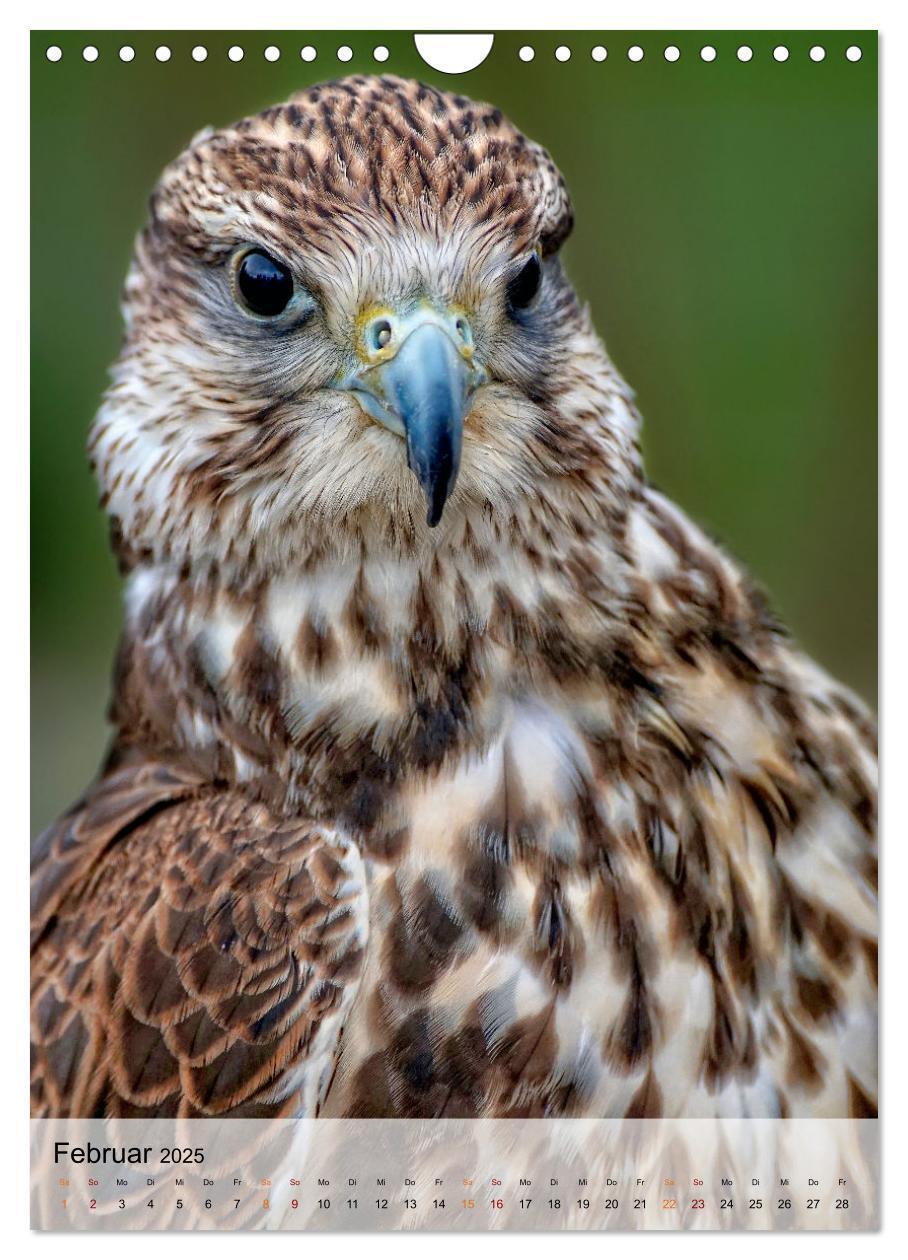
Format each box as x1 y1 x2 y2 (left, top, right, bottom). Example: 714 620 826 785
31 75 877 1126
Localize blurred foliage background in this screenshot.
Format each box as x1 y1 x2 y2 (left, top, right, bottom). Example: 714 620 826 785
31 30 877 833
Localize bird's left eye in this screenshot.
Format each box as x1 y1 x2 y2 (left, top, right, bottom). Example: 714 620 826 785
235 250 294 317
506 251 542 314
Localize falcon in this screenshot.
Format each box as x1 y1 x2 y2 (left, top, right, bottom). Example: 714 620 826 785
31 76 877 1124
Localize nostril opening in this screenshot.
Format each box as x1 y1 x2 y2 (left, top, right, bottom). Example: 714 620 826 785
370 318 393 351
455 317 471 344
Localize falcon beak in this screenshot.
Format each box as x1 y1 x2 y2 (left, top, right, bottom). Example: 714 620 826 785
340 306 486 527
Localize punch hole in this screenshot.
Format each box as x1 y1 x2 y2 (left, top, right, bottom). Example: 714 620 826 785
155 46 172 62
338 46 354 62
555 46 571 62
773 46 790 62
192 46 208 62
414 34 493 73
846 45 862 61
518 46 535 62
301 46 317 62
119 46 135 62
591 46 607 62
264 46 281 62
809 46 826 62
737 45 753 61
228 46 244 62
700 45 717 62
373 46 390 63
628 45 644 62
664 46 680 62
45 46 62 62
82 45 99 62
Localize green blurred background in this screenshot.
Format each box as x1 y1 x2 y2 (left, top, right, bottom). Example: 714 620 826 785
31 31 877 834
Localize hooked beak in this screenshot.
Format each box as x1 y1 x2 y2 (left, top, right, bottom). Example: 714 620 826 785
339 307 485 527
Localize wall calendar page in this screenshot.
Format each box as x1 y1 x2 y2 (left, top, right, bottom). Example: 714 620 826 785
30 27 878 1233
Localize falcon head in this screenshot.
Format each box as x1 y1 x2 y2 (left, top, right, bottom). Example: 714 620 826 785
92 76 640 571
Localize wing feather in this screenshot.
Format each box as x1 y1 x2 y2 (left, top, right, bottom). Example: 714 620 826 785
31 760 367 1118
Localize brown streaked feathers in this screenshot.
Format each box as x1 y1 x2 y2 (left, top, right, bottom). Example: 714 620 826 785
32 756 366 1117
32 77 876 1122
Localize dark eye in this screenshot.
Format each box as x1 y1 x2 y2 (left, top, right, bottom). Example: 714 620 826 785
236 250 294 317
506 252 542 313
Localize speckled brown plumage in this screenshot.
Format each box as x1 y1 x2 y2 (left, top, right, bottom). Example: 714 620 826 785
32 77 876 1124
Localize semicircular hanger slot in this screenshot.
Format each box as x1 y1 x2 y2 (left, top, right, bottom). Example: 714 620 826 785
414 33 494 74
